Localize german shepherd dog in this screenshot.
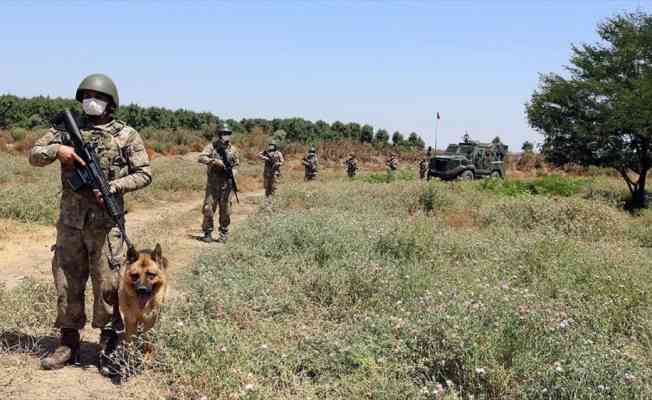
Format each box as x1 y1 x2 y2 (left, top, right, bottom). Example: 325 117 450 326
119 244 168 344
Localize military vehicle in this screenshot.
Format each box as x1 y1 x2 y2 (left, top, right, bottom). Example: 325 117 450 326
427 136 507 181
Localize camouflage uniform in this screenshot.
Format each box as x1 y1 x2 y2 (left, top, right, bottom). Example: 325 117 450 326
262 149 284 196
345 157 358 178
419 159 428 179
29 119 152 331
198 141 239 239
302 152 318 181
386 155 399 180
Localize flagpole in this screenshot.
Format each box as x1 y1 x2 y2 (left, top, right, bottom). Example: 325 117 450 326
434 113 439 153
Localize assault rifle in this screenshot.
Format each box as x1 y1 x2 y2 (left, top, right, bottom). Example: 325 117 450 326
60 109 134 255
216 146 239 203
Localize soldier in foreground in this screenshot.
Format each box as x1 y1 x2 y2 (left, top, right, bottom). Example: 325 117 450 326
302 147 319 181
419 147 432 179
258 141 284 196
386 152 399 181
344 153 358 178
29 74 152 371
198 124 239 243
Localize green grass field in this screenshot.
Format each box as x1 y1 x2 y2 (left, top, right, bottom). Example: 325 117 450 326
1 150 651 398
152 178 651 398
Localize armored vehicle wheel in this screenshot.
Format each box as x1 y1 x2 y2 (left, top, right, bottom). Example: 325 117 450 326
459 170 474 181
490 170 502 179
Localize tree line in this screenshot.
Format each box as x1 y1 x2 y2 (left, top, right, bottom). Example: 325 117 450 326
0 94 425 148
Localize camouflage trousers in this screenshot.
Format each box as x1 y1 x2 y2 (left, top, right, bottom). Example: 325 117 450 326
52 223 119 330
202 181 232 233
264 175 280 197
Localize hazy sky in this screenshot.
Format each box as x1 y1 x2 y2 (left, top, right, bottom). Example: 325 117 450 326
2 0 651 149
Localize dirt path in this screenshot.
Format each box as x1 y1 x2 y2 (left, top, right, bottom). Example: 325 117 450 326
0 190 264 400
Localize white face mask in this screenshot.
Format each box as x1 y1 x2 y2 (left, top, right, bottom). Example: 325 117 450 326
82 98 108 116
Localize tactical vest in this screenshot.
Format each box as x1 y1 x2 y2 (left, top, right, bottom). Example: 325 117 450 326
59 121 129 229
207 143 237 182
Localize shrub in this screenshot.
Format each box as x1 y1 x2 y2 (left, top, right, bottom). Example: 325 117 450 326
481 175 589 198
478 196 625 239
9 127 27 142
419 183 451 213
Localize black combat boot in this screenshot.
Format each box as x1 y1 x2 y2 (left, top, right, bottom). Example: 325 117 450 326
217 228 228 243
200 231 213 243
41 328 80 370
98 328 120 377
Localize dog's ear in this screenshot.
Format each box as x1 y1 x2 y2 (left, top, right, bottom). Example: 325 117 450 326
153 243 163 263
127 246 139 263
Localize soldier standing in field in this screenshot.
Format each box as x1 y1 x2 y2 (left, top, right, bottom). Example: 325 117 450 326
258 142 284 197
29 74 152 372
419 146 432 180
302 147 318 181
386 152 399 181
344 153 358 178
198 123 239 243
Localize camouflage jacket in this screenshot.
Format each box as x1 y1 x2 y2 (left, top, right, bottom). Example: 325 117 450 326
261 150 284 178
198 142 240 184
419 158 428 172
386 157 398 171
302 154 318 176
29 119 152 230
345 158 358 172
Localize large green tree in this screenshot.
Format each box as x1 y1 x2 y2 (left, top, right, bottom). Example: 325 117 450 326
375 129 389 145
527 12 652 208
391 131 404 146
407 132 425 149
360 124 374 143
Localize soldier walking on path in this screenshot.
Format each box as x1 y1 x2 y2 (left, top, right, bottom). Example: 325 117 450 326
198 123 239 243
344 153 358 178
386 152 399 181
419 147 432 180
258 141 284 197
29 74 152 372
302 147 319 181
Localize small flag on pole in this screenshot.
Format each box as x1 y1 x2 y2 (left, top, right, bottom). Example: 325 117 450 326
436 112 441 120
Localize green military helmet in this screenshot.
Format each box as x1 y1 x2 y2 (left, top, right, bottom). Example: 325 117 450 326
76 73 119 107
308 146 316 153
217 122 232 136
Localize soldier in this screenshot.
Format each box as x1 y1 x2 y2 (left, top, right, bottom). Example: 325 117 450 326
29 74 152 372
198 123 239 243
257 141 284 197
386 152 399 181
302 147 318 181
419 146 432 180
344 153 358 178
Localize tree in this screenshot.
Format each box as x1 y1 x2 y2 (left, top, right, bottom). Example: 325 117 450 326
526 12 652 209
331 121 346 138
492 136 503 145
391 131 404 146
407 132 426 149
360 124 374 143
522 141 534 153
346 122 361 141
375 129 389 145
